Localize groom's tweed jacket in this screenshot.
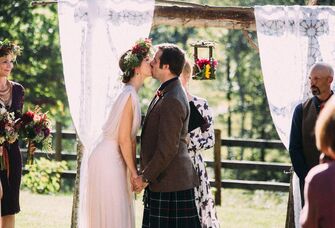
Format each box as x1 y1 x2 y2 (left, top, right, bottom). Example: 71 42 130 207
140 79 199 192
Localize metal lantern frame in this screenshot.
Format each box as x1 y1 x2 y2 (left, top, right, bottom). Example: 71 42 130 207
191 40 216 80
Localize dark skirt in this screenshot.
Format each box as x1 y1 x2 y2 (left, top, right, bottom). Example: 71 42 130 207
142 188 201 228
0 142 22 216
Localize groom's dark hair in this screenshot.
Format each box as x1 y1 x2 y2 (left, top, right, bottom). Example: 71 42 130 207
158 43 185 76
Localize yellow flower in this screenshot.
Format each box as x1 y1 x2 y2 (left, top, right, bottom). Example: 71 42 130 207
205 64 211 79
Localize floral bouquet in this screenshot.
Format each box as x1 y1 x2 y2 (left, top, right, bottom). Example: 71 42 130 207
0 107 19 170
18 107 52 164
193 58 218 80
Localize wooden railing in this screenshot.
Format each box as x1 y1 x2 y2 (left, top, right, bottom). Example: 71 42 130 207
21 127 292 205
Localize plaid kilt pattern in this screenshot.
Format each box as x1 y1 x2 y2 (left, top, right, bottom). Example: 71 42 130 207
142 188 201 228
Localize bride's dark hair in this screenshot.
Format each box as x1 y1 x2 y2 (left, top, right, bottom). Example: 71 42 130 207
119 38 152 83
119 50 135 83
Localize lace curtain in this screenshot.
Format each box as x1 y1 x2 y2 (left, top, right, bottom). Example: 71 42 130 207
255 6 335 227
58 0 154 150
255 5 335 148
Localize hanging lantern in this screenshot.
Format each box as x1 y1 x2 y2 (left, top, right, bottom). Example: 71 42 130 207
191 40 217 80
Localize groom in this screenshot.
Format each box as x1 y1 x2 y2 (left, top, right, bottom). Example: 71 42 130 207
134 43 201 227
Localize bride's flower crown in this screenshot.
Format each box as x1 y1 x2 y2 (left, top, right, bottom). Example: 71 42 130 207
0 39 22 57
123 38 152 76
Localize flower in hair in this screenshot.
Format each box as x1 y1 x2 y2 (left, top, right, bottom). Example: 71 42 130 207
123 38 152 73
156 90 164 98
0 39 22 56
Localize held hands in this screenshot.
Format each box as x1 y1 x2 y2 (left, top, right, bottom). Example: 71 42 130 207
131 175 148 193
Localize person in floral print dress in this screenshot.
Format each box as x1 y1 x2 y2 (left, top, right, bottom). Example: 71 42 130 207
180 61 220 228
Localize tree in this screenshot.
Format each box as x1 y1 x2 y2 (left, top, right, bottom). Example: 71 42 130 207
0 2 70 125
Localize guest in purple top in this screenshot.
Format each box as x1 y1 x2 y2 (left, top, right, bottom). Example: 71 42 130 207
0 40 24 228
300 96 335 228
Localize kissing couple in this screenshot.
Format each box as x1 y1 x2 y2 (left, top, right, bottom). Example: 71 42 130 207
78 39 201 228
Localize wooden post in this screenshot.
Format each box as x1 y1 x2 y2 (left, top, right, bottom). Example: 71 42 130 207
71 139 83 228
285 173 295 228
209 46 213 59
194 46 198 61
214 129 222 205
55 121 62 161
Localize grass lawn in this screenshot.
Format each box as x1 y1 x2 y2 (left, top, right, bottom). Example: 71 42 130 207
17 189 288 228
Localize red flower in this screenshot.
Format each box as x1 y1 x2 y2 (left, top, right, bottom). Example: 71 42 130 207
195 58 218 70
131 44 147 56
19 107 52 152
156 90 163 98
21 111 34 124
131 38 152 56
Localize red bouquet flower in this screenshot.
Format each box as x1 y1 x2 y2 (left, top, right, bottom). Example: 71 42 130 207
195 58 218 70
0 107 19 170
18 107 52 164
193 58 218 80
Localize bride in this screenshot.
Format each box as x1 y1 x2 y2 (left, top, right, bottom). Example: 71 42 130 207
78 39 152 228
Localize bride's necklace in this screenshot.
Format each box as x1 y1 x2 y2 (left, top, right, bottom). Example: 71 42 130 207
0 80 13 107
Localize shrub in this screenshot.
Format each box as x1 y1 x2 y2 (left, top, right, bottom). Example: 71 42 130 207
22 157 68 194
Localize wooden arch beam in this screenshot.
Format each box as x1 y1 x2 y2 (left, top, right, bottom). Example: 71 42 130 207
31 0 256 31
153 4 255 30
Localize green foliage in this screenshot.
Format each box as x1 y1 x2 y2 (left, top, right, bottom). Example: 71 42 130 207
0 2 71 126
3 0 334 157
22 157 68 194
149 19 279 146
0 39 22 56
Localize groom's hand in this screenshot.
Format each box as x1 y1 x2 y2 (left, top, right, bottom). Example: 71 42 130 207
131 175 143 193
133 175 148 193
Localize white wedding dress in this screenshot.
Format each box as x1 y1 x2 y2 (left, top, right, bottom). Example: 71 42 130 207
78 85 141 228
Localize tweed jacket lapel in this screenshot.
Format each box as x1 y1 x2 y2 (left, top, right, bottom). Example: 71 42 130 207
142 79 179 131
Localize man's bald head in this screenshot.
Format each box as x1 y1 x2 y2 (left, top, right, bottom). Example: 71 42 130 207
309 62 334 78
309 62 334 97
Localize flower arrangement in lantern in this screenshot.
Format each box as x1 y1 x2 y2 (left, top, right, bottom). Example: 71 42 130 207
191 41 217 80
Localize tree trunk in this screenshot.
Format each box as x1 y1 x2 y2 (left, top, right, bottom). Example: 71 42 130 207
226 55 233 160
285 173 296 228
71 140 84 228
239 111 246 161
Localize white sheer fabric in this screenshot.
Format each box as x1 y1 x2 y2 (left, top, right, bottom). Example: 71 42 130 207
57 0 153 227
58 0 154 149
255 5 335 148
255 5 335 227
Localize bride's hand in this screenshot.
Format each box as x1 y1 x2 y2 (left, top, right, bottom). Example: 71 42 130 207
130 172 139 192
133 175 149 193
132 176 145 193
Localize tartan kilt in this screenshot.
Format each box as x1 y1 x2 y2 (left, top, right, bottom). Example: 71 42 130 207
142 188 201 228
